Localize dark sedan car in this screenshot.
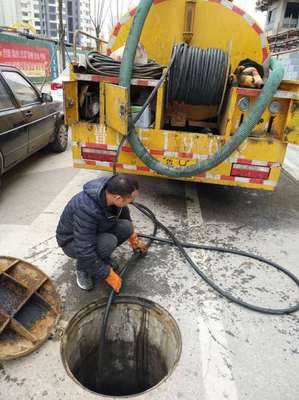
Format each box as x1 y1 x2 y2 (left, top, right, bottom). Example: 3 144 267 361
0 65 68 187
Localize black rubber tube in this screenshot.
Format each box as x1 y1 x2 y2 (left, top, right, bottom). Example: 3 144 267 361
112 51 176 176
134 202 299 315
96 199 299 387
168 44 228 105
96 209 158 386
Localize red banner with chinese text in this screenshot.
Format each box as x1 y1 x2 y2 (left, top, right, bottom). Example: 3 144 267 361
0 41 51 78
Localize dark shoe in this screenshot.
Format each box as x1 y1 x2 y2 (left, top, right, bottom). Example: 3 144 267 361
76 270 94 291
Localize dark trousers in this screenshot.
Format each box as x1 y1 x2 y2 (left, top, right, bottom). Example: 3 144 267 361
62 219 133 277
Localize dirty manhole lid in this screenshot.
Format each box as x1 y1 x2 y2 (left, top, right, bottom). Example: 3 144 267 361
0 256 60 360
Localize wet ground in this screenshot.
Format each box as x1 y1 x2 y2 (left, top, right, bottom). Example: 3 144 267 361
0 144 298 400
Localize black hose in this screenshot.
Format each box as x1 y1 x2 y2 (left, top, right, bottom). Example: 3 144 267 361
168 43 229 106
95 200 299 386
132 50 176 125
97 45 297 385
96 205 158 388
134 202 299 315
112 50 176 176
113 135 127 176
85 51 164 79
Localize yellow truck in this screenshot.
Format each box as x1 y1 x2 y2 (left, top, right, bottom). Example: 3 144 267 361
64 0 299 191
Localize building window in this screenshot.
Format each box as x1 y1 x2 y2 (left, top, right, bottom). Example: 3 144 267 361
50 22 57 29
69 33 73 43
49 13 56 21
284 3 299 28
68 18 73 31
67 1 72 15
34 13 39 18
35 21 40 26
267 9 277 24
22 12 28 16
51 31 58 37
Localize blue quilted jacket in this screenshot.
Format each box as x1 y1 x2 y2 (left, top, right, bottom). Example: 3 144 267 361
56 175 131 277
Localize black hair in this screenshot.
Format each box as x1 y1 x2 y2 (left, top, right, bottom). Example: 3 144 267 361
106 174 139 197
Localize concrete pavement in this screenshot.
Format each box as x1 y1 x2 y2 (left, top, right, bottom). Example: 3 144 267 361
284 144 299 181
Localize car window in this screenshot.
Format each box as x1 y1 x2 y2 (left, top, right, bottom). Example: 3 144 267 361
0 79 14 110
2 71 40 106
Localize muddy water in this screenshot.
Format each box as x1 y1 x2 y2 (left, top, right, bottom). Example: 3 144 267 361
73 339 168 396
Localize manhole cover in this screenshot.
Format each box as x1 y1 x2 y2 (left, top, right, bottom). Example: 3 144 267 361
61 296 182 397
0 256 60 360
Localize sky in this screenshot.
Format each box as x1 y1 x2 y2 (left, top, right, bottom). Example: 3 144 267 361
234 0 266 27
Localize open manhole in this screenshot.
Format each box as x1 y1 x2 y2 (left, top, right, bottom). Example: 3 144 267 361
0 256 60 360
61 296 181 397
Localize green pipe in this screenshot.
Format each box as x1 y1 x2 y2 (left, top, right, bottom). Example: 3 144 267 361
119 1 284 178
119 0 153 87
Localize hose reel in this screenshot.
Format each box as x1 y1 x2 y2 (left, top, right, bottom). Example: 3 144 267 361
168 43 229 106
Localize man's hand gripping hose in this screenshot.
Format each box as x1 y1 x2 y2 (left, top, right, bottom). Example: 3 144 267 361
129 231 149 255
105 268 122 293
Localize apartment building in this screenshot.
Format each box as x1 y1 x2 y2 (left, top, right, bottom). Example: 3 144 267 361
0 0 94 46
257 0 299 35
256 0 299 79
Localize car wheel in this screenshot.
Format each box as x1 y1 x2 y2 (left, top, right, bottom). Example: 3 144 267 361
50 121 68 153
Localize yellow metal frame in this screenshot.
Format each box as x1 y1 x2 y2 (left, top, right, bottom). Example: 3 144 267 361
72 123 285 191
110 0 268 74
65 0 299 191
69 82 297 191
105 84 129 135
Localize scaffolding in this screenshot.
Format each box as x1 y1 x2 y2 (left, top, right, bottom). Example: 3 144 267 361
255 0 299 54
269 27 299 53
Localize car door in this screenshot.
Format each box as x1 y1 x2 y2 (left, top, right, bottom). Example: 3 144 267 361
2 69 57 154
0 73 28 170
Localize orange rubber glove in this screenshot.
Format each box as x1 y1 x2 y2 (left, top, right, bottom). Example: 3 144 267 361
128 232 148 255
105 268 122 293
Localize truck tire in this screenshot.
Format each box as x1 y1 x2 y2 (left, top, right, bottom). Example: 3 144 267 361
50 120 68 153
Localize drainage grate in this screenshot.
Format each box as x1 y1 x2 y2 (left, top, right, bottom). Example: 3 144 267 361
0 256 60 360
61 296 182 397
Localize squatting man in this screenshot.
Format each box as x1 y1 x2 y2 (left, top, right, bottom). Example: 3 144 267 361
56 174 148 292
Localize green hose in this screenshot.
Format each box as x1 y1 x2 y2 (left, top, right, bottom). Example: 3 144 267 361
119 0 153 87
119 0 284 178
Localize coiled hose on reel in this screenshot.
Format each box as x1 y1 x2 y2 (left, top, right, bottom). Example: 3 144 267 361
85 51 164 79
168 43 229 106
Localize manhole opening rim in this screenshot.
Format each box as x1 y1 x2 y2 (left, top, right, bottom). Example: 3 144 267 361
60 295 182 398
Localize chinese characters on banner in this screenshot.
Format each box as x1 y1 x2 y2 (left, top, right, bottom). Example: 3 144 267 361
0 42 51 78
